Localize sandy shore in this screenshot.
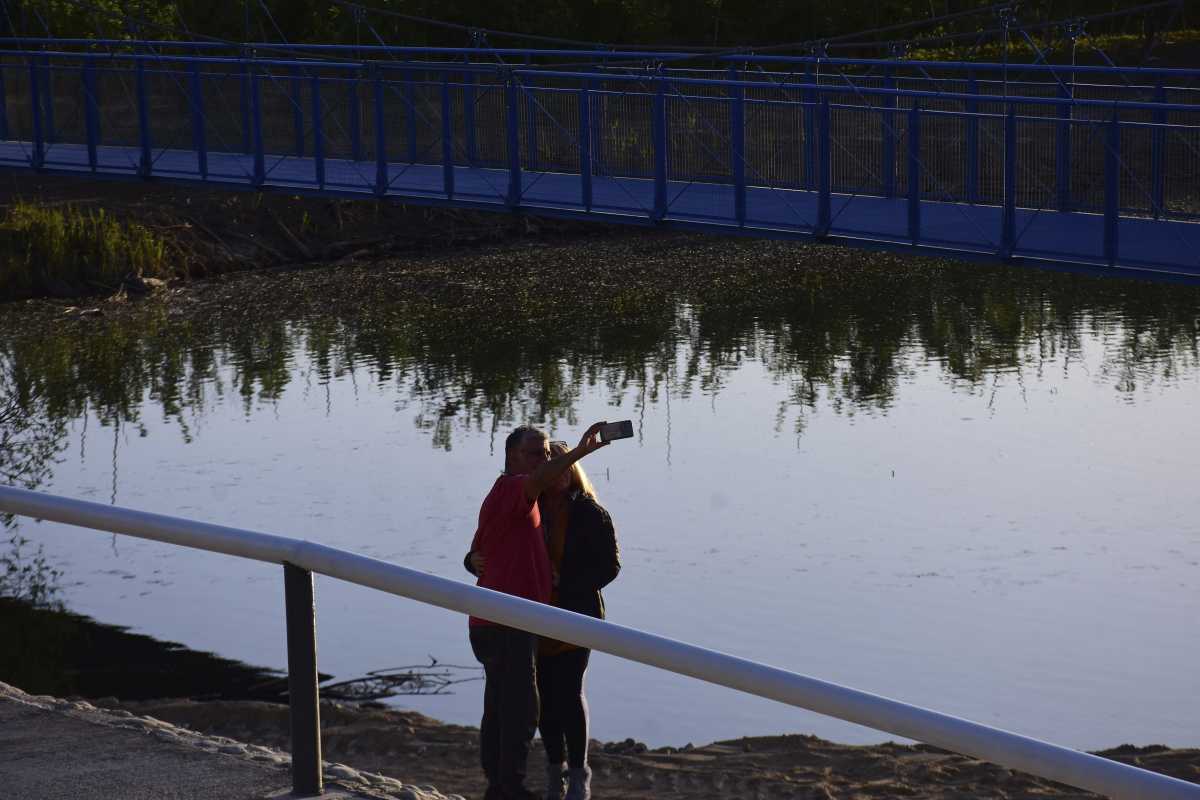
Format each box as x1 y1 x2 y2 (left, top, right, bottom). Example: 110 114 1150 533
98 696 1198 800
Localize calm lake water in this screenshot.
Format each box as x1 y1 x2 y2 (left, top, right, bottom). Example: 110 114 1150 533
3 240 1198 750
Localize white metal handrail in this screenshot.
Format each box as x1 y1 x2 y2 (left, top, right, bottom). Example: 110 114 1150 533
1 485 1195 800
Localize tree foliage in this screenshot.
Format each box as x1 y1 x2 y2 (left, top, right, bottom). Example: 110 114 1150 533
2 0 1188 50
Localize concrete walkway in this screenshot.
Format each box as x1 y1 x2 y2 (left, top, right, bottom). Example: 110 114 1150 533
0 683 447 800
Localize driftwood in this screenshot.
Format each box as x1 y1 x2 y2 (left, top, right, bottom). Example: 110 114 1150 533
222 229 288 263
186 216 246 264
266 207 314 260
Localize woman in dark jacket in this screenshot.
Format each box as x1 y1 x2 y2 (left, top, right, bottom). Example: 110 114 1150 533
466 441 620 800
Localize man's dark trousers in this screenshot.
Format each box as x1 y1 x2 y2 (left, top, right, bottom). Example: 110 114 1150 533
469 625 539 796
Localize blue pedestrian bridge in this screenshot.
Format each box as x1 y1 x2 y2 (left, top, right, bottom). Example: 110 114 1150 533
2 39 1199 280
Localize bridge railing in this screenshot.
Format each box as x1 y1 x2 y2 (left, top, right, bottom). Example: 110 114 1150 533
0 484 1196 800
1 49 1198 275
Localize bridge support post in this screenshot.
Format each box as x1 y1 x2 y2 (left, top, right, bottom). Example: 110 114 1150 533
291 67 305 158
882 66 896 199
731 74 746 227
189 62 208 180
907 103 921 245
405 70 418 165
578 86 592 211
41 56 55 146
251 66 265 187
0 65 8 141
464 68 477 166
506 78 521 208
135 57 152 178
239 59 251 154
1104 113 1120 267
375 70 388 197
283 563 323 798
83 60 99 171
525 75 538 174
652 80 667 221
816 97 831 237
1000 106 1016 259
441 75 454 200
349 74 362 163
965 70 978 204
1055 73 1072 212
28 58 43 170
1150 78 1166 219
803 63 816 191
311 76 325 189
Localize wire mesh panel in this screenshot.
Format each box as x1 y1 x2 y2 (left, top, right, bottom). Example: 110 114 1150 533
1068 117 1109 214
519 85 584 208
199 67 255 180
40 61 85 154
1117 122 1156 218
830 104 886 198
743 97 807 191
144 63 201 177
592 84 654 181
1163 122 1200 218
1013 114 1057 211
590 85 654 214
917 109 996 251
90 62 143 172
662 91 734 223
468 74 508 170
521 84 578 174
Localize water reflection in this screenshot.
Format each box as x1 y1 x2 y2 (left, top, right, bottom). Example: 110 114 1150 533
2 245 1197 466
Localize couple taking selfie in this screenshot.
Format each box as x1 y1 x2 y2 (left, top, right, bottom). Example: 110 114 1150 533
465 420 629 800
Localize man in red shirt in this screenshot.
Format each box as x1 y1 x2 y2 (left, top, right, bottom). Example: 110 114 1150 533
469 422 609 800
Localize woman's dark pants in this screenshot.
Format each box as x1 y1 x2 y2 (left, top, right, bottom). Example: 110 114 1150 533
537 648 591 768
469 626 540 795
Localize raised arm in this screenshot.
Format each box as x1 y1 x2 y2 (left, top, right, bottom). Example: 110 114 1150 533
523 421 609 503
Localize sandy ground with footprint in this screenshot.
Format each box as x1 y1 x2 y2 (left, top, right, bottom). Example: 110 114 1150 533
102 696 1199 800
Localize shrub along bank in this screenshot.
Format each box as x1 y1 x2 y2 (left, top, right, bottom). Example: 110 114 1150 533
0 201 172 300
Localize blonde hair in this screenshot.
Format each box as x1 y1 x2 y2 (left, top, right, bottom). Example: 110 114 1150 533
549 441 598 500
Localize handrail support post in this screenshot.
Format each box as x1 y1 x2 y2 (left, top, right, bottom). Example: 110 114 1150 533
283 563 323 797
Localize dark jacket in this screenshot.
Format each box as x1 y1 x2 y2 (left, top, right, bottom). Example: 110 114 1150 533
465 493 620 620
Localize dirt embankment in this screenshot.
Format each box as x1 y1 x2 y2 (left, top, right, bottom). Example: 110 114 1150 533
94 697 1198 800
0 172 622 301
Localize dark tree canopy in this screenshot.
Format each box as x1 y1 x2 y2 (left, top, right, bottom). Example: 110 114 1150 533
2 0 1189 52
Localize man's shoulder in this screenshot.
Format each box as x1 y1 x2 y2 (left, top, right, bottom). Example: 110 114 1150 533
482 473 533 511
488 473 527 495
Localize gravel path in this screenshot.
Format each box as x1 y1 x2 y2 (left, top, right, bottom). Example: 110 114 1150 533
0 681 459 800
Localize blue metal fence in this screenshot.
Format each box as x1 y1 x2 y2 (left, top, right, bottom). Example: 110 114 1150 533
0 45 1198 278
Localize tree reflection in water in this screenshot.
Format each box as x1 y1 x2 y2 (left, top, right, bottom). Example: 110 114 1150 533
0 238 1197 483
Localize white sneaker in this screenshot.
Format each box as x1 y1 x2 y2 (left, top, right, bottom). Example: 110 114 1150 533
565 765 591 800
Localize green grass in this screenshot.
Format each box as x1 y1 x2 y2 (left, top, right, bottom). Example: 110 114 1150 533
0 202 172 300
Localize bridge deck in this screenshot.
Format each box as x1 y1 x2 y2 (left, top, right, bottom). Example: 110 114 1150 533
4 140 1198 278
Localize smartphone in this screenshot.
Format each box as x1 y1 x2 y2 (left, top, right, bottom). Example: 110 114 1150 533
599 420 634 443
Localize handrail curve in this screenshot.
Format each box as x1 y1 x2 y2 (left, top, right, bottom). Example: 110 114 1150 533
0 485 1196 800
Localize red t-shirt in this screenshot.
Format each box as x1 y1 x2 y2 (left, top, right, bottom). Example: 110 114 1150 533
468 474 553 627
